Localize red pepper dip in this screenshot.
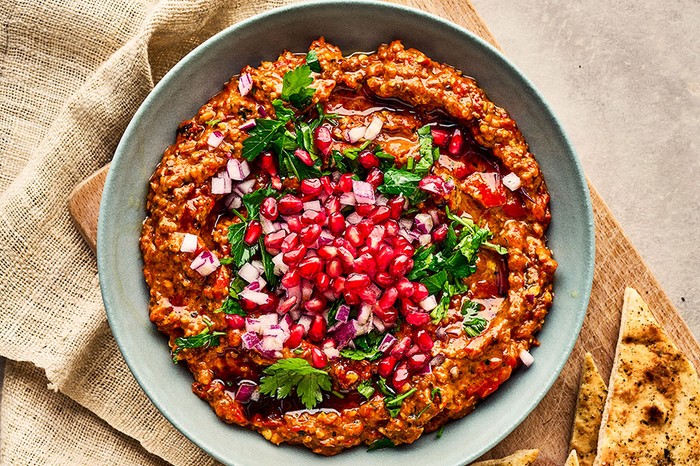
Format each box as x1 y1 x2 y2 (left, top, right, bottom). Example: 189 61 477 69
140 38 557 455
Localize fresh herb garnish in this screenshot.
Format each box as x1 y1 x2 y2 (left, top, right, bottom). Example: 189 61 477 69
305 50 322 73
462 299 488 337
227 220 258 267
242 118 285 161
172 327 226 361
357 380 376 400
378 168 426 204
414 125 439 175
272 98 295 123
367 438 395 451
242 185 277 219
340 331 385 361
258 358 332 409
436 426 445 439
204 118 221 127
259 237 278 288
216 296 245 316
384 387 417 417
281 64 315 109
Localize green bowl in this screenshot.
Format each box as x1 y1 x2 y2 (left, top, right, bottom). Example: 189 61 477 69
98 1 595 464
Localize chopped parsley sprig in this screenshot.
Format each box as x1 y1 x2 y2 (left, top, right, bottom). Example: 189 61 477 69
172 319 226 362
258 358 332 409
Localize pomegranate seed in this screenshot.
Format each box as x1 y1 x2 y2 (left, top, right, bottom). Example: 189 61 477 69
400 299 420 316
260 197 278 220
378 356 398 378
331 276 346 294
412 283 429 302
282 244 307 265
311 347 328 368
278 194 303 215
285 215 303 233
294 148 314 166
345 225 365 247
301 209 326 225
406 311 431 326
376 244 395 271
277 296 298 314
337 247 355 269
343 291 361 305
259 293 279 313
324 195 341 214
300 178 322 196
336 174 354 193
391 362 411 392
419 175 447 195
260 151 278 176
281 269 301 288
431 127 450 147
374 272 395 288
389 254 412 277
358 150 380 169
396 278 414 298
448 128 463 155
399 244 415 257
355 203 373 216
320 176 334 195
314 125 333 156
387 195 405 219
300 224 322 246
244 221 262 245
368 206 390 224
264 230 286 251
407 353 429 371
359 288 378 304
342 241 357 256
356 219 374 237
378 287 399 308
373 305 398 324
317 245 337 259
315 272 330 290
239 297 257 311
271 175 283 191
365 168 384 188
284 324 304 348
416 329 434 352
298 256 323 278
305 297 327 315
354 253 377 275
384 219 399 237
326 258 343 278
390 337 412 358
328 212 345 235
225 314 245 330
281 233 299 252
345 273 371 290
394 236 411 250
432 223 448 242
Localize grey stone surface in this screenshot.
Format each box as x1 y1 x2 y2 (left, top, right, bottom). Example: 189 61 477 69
472 0 700 338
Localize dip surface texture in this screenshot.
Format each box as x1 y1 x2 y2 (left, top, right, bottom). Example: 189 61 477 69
140 39 556 455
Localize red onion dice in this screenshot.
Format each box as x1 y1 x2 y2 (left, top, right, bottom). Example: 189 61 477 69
179 233 198 253
238 72 253 96
190 250 220 276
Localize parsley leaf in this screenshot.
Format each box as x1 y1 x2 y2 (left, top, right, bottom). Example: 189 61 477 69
340 331 385 361
258 358 332 409
227 220 258 267
259 237 278 287
462 299 488 337
357 380 375 400
216 297 244 316
378 168 423 197
305 50 322 73
368 438 395 451
242 185 277 219
436 426 445 439
281 64 315 109
272 98 295 123
414 125 439 175
242 118 285 161
173 327 226 360
384 387 417 417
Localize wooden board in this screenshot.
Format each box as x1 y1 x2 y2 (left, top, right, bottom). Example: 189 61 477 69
68 1 700 463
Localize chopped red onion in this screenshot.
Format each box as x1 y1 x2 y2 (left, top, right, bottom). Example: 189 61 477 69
332 320 357 349
346 126 366 143
372 316 386 333
235 178 256 195
190 250 220 276
378 333 397 352
239 289 269 305
235 381 257 402
480 172 500 192
227 159 251 181
256 104 267 117
180 233 198 253
414 213 434 234
207 130 225 149
238 262 261 283
211 177 232 194
271 252 288 275
418 234 432 246
317 230 334 246
239 119 256 132
339 192 356 206
430 354 446 367
241 331 261 349
251 276 267 291
335 304 351 323
416 362 432 376
363 117 383 140
224 193 242 209
519 349 534 367
352 180 376 204
246 281 260 291
258 313 278 329
260 218 276 235
261 335 284 352
376 195 388 206
358 303 373 325
418 175 447 195
301 279 314 301
419 295 438 311
346 212 362 225
263 325 286 339
502 172 522 191
279 314 293 333
251 260 264 274
238 72 253 96
303 200 322 212
297 315 313 333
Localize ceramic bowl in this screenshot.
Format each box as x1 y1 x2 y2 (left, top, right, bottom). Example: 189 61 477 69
98 2 595 464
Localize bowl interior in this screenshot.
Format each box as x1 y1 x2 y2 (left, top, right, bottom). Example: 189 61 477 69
98 2 594 465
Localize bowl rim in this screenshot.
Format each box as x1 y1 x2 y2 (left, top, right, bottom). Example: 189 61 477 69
98 1 595 464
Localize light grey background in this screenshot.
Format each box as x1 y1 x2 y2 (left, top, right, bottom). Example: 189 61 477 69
472 0 699 337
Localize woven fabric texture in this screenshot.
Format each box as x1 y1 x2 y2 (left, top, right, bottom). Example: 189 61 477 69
0 0 295 463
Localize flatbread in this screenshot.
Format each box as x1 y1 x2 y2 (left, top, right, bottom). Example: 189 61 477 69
471 449 539 466
565 450 580 466
593 287 700 465
569 353 607 466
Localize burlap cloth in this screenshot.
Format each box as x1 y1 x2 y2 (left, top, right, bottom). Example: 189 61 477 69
0 0 303 464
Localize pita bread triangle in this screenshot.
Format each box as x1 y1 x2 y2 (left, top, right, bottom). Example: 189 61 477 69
565 450 580 466
593 287 700 465
470 449 539 466
569 353 607 466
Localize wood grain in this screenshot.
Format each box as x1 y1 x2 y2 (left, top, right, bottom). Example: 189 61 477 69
67 1 700 464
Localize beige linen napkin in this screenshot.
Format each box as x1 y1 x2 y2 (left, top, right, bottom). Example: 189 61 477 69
0 0 296 463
